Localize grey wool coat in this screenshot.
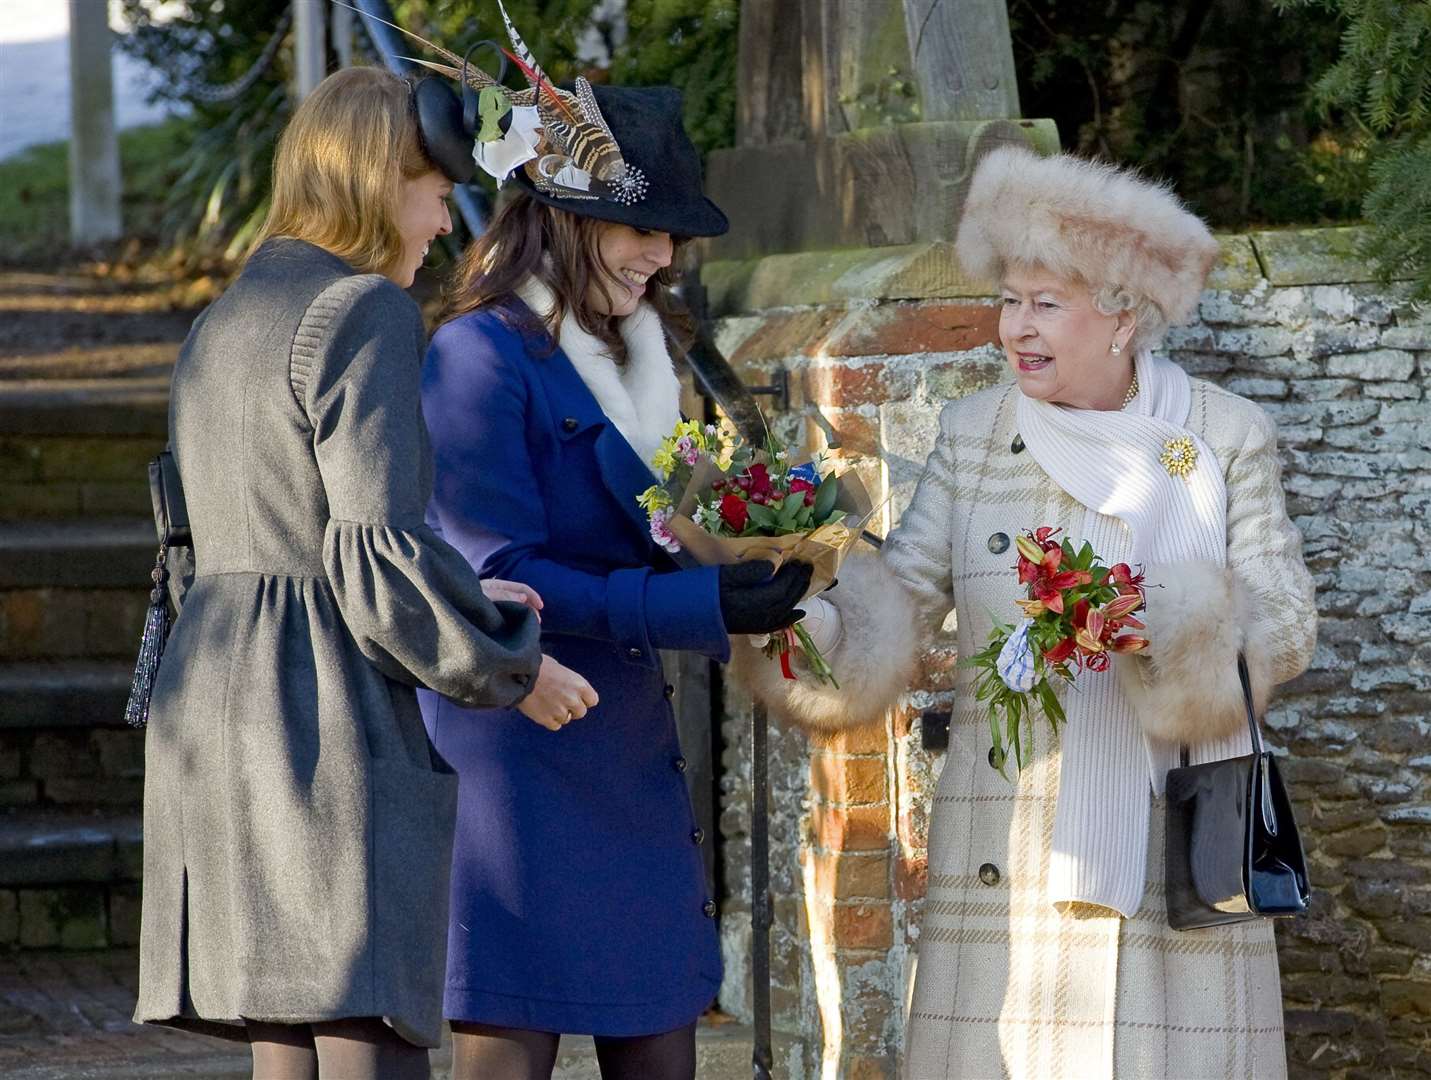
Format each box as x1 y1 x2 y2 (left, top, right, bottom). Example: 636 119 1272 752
133 238 544 1047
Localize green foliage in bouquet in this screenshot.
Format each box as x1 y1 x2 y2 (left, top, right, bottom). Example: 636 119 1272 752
969 620 1070 778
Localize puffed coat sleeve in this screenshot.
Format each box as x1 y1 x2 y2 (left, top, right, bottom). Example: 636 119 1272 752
295 275 543 710
421 314 729 663
731 400 964 730
1119 398 1318 743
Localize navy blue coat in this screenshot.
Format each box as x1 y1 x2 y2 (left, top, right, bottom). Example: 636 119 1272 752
417 301 728 1036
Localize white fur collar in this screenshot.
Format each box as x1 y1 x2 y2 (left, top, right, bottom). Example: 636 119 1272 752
516 275 681 468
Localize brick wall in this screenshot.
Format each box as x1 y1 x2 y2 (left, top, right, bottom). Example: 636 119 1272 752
705 227 1431 1079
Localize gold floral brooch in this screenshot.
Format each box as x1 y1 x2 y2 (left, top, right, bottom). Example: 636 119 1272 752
1160 437 1198 479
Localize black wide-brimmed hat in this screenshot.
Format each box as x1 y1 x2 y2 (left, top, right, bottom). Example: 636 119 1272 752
416 75 727 238
511 84 728 238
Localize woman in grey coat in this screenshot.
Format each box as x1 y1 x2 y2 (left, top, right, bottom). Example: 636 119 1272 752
133 68 596 1079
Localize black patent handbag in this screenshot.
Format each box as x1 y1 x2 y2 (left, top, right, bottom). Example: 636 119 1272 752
1163 655 1311 931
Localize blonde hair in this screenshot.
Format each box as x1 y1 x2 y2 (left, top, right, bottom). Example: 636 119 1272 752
253 67 432 276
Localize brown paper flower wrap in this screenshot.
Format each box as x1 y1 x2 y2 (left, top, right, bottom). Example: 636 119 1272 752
637 421 874 685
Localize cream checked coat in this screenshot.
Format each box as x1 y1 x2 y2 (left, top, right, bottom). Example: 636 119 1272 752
736 377 1317 1079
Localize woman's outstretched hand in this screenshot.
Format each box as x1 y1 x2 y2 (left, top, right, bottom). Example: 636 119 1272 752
518 655 599 731
482 578 543 621
718 559 815 635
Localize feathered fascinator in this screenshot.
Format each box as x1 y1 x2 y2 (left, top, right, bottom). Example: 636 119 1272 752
955 146 1218 326
358 0 648 207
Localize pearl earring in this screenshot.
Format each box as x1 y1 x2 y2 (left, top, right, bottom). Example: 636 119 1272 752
1110 342 1122 355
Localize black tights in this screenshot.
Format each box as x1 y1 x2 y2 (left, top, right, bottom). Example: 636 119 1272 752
449 1019 697 1080
247 1017 431 1080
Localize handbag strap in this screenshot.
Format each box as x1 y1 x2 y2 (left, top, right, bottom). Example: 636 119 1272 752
1236 653 1265 754
1178 652 1263 767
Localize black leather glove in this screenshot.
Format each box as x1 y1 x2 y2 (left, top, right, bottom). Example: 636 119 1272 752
718 560 814 635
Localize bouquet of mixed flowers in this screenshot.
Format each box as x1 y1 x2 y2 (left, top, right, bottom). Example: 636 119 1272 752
637 418 872 686
969 527 1149 774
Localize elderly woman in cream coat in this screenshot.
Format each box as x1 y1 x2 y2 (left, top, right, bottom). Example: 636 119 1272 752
736 147 1316 1079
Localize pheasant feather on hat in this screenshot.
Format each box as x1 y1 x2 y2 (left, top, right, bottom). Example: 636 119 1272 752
360 0 647 206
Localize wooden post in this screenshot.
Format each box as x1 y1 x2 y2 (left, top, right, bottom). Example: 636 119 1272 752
901 0 1021 120
736 0 809 146
294 0 327 99
67 0 122 246
708 0 1054 259
739 0 923 144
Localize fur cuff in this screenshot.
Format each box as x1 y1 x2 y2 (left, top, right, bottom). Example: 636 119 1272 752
729 555 920 732
1116 561 1271 745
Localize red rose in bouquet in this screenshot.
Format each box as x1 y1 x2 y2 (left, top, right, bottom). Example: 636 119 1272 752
719 491 750 532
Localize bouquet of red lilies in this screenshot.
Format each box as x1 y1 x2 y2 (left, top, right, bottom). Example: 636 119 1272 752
968 527 1149 773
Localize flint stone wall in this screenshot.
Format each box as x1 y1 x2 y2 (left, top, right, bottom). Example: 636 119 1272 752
704 226 1431 1079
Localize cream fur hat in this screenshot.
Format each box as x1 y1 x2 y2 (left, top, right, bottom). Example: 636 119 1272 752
955 146 1218 327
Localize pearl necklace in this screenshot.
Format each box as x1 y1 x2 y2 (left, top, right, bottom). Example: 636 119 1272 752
1121 372 1140 410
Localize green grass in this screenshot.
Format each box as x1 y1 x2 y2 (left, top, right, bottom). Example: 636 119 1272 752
0 117 196 262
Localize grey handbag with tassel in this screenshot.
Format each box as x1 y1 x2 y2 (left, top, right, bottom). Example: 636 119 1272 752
124 449 191 728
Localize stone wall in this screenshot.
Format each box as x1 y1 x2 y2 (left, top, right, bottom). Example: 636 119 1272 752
704 226 1431 1079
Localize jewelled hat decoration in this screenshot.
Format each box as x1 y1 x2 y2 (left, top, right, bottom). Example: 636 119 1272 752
352 0 648 207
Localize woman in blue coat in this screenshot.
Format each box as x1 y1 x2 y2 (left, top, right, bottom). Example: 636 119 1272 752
417 79 811 1079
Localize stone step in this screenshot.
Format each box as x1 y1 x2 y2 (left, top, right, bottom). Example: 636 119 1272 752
0 661 135 730
0 380 168 437
0 381 167 524
0 523 154 664
0 520 156 590
0 586 150 662
0 811 142 887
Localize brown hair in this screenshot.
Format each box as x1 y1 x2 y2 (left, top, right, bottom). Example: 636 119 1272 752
440 193 691 364
252 67 432 276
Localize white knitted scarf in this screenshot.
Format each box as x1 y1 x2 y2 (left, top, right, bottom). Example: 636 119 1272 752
1017 350 1245 916
516 276 681 468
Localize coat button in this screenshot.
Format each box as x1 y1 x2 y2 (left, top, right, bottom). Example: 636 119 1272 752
691 828 705 845
674 756 688 773
988 532 1010 555
1011 433 1025 454
627 647 642 660
987 746 997 767
978 862 1001 886
702 899 717 918
663 683 676 700
562 417 579 432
